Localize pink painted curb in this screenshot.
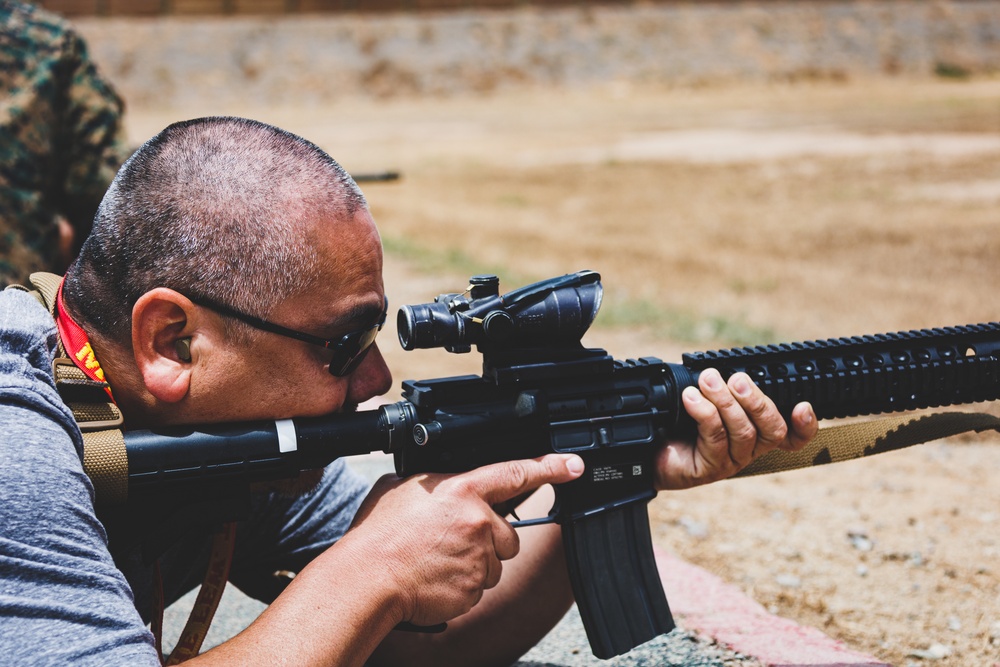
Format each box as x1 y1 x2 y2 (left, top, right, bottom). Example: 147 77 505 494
655 547 891 667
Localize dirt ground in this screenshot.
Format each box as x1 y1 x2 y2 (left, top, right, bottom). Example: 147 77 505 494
129 76 1000 666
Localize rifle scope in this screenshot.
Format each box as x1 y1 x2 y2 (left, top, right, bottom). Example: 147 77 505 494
397 270 603 353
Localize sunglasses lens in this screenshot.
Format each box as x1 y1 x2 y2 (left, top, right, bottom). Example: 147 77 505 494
327 296 388 377
328 325 381 377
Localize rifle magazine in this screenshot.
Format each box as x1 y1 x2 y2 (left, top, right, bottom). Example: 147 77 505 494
561 501 675 659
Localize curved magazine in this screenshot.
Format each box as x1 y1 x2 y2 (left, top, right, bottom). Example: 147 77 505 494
560 501 675 659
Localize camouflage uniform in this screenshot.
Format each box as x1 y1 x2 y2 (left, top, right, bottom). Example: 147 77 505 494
0 0 127 287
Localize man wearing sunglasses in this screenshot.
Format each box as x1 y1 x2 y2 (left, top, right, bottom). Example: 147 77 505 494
0 116 816 666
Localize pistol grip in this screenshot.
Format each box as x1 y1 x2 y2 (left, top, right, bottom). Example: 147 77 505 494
560 501 675 659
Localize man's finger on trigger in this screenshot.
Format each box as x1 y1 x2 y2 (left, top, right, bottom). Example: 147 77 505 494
470 455 584 506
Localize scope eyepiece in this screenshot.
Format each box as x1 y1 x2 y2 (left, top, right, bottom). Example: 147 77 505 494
397 298 470 351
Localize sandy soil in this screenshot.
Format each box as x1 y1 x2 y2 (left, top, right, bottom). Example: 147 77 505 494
130 76 1000 666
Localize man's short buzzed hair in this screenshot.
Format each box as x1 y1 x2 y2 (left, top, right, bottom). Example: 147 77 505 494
63 116 368 343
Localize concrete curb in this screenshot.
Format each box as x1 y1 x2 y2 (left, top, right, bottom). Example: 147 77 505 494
656 547 889 667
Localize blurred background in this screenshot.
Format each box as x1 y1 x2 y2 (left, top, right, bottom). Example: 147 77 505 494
29 1 1000 664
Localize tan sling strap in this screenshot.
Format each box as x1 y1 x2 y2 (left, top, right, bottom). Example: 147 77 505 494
736 410 1000 479
81 428 129 505
164 522 238 665
22 273 128 503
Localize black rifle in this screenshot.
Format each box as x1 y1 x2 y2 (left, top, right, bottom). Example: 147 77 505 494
100 270 1000 659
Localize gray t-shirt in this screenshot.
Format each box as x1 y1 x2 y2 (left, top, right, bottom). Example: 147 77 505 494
0 288 370 665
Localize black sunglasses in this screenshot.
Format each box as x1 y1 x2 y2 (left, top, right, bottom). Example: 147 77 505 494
190 294 388 377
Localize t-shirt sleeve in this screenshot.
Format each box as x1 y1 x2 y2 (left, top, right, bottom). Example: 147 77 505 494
0 289 160 666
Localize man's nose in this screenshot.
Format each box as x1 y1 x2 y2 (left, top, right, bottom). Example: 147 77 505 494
346 343 393 406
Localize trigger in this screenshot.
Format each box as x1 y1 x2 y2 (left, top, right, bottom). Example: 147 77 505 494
510 503 559 529
511 516 556 528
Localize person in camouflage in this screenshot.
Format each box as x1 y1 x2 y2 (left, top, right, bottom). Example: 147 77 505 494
0 0 127 287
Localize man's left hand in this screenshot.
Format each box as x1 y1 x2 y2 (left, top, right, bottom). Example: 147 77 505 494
654 368 817 490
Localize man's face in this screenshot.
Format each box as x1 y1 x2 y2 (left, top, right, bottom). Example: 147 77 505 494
194 207 393 423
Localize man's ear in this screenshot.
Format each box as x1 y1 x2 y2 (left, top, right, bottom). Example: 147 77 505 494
131 288 201 403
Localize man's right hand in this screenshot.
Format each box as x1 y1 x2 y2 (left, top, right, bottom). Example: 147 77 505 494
347 454 585 627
